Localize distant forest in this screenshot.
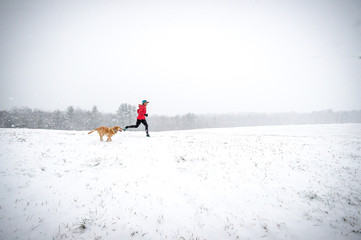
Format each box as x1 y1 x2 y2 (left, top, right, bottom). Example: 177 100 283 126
1 104 361 131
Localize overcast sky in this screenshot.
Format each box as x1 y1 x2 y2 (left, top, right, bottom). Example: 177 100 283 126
1 0 360 115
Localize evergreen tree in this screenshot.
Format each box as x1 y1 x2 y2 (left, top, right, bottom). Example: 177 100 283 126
53 110 65 129
66 106 75 130
117 103 136 126
183 113 197 129
89 106 101 128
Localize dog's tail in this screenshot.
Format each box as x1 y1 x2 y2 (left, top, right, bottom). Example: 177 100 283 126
88 129 97 134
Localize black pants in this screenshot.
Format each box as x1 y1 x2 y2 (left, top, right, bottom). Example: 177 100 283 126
126 119 148 134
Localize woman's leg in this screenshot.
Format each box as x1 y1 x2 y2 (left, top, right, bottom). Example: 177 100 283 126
126 119 141 129
141 120 149 135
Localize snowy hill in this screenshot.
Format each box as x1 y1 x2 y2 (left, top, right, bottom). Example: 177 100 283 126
0 124 360 240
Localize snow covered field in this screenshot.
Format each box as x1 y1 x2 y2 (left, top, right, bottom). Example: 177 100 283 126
0 124 360 240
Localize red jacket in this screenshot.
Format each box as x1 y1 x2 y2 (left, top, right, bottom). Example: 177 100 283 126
137 104 147 120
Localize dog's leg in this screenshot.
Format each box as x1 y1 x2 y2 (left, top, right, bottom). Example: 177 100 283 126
100 133 104 141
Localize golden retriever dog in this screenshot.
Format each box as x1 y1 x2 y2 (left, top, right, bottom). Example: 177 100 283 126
88 126 123 142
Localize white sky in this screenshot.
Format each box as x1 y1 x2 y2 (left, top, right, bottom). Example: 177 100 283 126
1 0 360 115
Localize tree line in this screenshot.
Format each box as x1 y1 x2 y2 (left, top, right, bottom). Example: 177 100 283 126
0 104 136 131
0 105 360 131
